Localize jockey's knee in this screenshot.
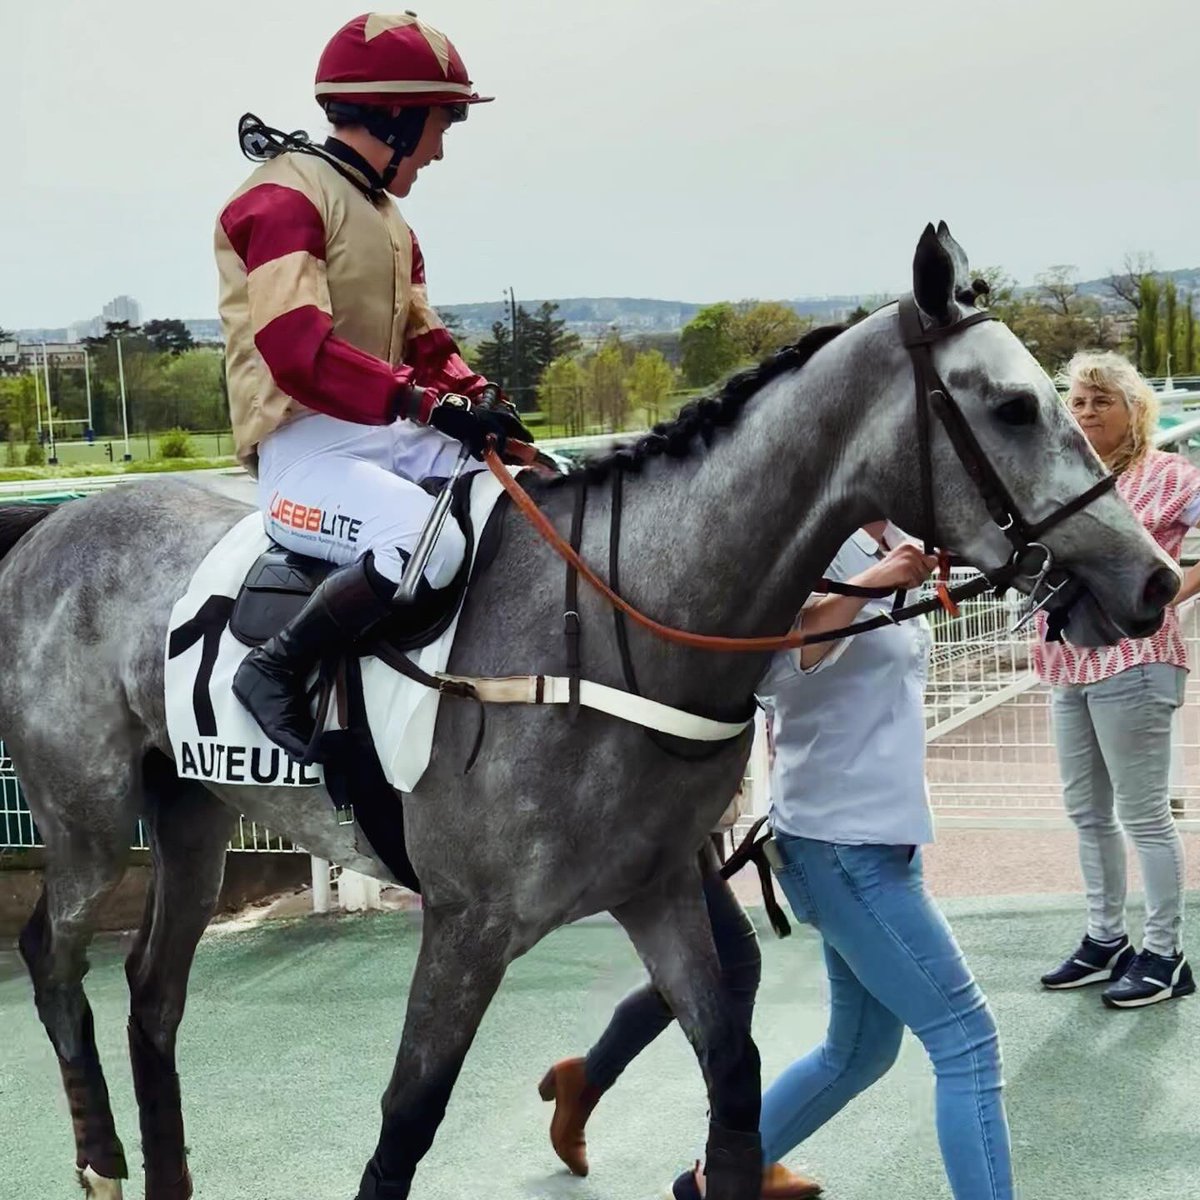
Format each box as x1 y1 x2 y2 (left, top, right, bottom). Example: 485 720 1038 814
373 523 466 592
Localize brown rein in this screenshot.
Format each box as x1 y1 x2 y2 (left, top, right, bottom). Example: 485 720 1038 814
484 446 960 654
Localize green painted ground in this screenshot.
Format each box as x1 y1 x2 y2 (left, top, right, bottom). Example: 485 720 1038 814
2 897 1198 1200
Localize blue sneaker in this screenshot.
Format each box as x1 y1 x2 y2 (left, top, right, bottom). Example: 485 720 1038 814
1041 935 1134 989
1102 949 1196 1009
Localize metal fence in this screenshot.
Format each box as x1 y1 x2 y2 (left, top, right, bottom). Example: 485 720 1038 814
0 746 298 853
5 416 1200 849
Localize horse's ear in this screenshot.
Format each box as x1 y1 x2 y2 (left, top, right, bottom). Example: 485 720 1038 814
913 223 955 326
936 222 970 286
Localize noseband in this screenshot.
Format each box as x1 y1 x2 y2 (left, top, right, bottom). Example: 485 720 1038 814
898 297 1117 635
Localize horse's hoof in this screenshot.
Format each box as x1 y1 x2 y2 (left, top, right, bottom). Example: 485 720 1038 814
77 1166 124 1199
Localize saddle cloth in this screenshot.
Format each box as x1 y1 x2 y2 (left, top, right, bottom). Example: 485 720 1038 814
163 470 510 792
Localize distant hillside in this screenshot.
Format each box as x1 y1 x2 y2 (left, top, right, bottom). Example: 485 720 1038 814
442 294 868 340
15 269 1199 347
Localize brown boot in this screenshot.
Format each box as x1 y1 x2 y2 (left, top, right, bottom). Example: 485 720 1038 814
761 1161 822 1198
538 1057 605 1177
678 1161 823 1199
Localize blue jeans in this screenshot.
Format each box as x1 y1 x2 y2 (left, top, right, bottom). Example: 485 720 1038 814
764 835 1013 1200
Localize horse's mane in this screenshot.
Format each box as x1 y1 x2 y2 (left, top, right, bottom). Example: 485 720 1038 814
544 323 847 486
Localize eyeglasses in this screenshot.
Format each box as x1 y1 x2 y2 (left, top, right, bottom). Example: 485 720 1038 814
1067 394 1117 414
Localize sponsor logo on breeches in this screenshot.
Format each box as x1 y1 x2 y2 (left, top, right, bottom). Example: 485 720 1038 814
268 492 362 544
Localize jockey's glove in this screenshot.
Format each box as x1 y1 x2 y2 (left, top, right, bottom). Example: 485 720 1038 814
428 393 533 459
477 383 536 441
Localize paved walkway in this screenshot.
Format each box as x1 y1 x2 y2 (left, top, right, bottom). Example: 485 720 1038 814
3 891 1198 1200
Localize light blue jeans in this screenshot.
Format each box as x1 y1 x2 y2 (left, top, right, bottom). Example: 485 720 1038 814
1051 662 1187 957
763 835 1013 1200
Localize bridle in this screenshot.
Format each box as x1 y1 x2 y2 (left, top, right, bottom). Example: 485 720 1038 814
486 294 1118 654
897 296 1116 636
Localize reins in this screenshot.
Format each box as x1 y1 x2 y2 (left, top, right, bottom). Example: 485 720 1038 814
484 447 991 652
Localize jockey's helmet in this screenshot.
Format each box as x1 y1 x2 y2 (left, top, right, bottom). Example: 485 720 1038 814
316 12 491 115
315 12 492 187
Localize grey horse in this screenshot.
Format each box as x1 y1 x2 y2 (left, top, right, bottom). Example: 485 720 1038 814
0 225 1177 1200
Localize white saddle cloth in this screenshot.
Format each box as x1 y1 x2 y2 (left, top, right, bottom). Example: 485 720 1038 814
163 471 509 791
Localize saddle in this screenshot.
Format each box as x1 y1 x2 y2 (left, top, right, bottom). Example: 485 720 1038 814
229 473 505 654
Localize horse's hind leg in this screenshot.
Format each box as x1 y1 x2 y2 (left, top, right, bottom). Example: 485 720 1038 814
18 768 140 1198
613 856 762 1200
125 754 236 1200
355 904 511 1200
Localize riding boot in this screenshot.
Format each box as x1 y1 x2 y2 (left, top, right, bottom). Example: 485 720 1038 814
232 556 393 762
538 1057 606 1177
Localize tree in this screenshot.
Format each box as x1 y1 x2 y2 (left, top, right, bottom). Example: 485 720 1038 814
1137 276 1161 376
1163 279 1178 377
626 350 676 427
469 320 512 392
142 319 195 356
162 349 228 429
1105 253 1155 368
0 374 39 460
538 355 587 436
525 302 581 380
583 338 630 431
731 301 811 359
680 303 740 387
1183 295 1196 376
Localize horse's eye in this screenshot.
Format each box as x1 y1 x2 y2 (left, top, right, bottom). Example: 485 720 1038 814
995 394 1037 426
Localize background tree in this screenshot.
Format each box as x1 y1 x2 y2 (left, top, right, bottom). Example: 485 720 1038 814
1105 253 1155 370
142 319 196 356
1183 296 1196 375
1137 276 1162 376
162 349 228 429
469 320 512 394
525 302 581 382
626 349 676 427
1163 279 1178 376
680 302 741 387
537 355 587 436
583 337 630 431
731 301 811 359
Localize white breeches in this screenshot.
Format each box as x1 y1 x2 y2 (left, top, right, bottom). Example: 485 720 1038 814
256 413 485 588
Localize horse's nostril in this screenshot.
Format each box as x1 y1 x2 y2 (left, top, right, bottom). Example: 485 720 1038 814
1143 566 1179 613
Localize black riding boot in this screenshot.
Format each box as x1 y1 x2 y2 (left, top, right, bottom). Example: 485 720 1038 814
232 556 393 762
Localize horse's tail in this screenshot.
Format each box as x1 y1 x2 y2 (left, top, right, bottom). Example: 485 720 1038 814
0 504 56 562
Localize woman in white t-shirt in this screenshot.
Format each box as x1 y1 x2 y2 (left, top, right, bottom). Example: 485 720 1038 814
667 524 1014 1200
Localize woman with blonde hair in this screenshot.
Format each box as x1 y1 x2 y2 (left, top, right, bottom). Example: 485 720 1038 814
1037 350 1200 1007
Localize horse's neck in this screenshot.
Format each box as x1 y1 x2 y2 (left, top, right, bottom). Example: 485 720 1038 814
618 314 908 708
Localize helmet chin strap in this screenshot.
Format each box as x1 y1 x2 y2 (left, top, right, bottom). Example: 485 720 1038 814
324 102 429 190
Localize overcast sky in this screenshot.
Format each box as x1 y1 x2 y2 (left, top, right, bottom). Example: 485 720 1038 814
3 0 1196 328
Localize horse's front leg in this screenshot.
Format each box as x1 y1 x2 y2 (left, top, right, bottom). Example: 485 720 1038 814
355 903 511 1200
612 857 762 1200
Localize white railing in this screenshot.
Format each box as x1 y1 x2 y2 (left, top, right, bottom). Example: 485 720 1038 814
0 754 301 854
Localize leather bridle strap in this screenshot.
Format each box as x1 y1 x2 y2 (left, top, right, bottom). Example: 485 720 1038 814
898 297 1117 554
484 448 993 652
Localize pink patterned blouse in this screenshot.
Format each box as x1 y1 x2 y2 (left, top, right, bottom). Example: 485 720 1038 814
1033 449 1200 687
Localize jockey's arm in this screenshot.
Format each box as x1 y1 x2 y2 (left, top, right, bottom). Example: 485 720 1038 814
219 184 473 425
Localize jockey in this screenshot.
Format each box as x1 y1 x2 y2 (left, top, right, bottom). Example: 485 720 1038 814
215 12 530 761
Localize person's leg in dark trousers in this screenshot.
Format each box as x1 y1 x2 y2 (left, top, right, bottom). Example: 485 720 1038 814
541 841 761 1176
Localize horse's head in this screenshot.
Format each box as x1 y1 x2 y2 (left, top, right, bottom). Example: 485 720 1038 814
878 221 1177 646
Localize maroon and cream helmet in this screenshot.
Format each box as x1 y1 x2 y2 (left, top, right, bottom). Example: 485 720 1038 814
315 12 493 111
